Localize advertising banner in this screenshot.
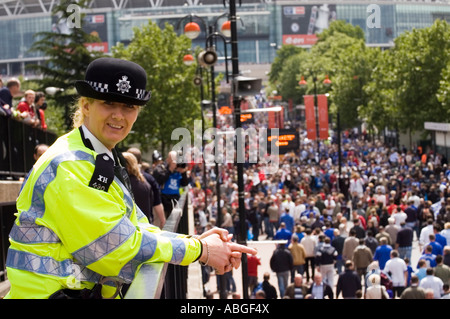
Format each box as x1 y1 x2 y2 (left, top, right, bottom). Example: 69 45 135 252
51 13 109 53
282 4 336 46
317 94 329 140
303 95 316 140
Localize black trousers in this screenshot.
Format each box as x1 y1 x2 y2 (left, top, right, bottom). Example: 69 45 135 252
161 194 180 218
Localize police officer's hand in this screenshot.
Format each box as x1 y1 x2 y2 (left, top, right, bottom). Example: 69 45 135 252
198 228 257 274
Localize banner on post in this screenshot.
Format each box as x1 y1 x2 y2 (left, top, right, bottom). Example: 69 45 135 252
317 94 329 140
303 95 316 140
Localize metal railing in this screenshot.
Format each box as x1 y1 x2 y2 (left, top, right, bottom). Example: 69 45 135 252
0 116 57 178
125 190 189 299
0 202 16 282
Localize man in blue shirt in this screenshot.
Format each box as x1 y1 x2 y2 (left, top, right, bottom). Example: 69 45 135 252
418 245 437 268
424 234 443 256
279 209 294 233
373 237 393 269
274 222 292 247
152 150 189 217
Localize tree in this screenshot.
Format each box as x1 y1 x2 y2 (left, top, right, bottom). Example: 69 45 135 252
27 0 105 131
269 45 304 85
112 21 200 154
317 19 365 42
366 19 450 134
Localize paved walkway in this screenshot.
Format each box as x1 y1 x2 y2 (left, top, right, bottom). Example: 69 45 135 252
201 228 422 299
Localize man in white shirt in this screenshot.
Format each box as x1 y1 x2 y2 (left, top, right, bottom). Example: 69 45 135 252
383 250 407 298
282 195 296 219
419 219 435 251
392 207 407 227
419 268 444 299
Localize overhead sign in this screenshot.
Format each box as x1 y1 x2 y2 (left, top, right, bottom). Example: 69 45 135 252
282 4 336 46
240 112 254 124
219 106 232 115
267 128 299 154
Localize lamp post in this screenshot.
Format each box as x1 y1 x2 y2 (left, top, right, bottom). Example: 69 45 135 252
185 54 209 213
179 6 256 299
44 87 64 96
179 13 231 300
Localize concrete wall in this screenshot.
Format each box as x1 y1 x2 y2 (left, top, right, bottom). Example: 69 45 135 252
0 181 22 203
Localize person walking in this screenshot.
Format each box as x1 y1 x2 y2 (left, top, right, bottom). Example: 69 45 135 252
383 250 408 298
419 268 444 299
270 244 293 297
373 237 393 270
352 239 373 281
284 274 308 299
400 275 426 299
331 228 346 274
365 274 389 299
315 237 338 288
336 260 362 299
395 222 414 261
342 229 359 263
288 234 306 280
307 272 334 299
301 228 317 283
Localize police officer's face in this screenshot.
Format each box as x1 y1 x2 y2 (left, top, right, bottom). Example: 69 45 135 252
83 99 139 150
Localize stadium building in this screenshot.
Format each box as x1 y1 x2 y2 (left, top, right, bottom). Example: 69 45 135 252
0 0 450 79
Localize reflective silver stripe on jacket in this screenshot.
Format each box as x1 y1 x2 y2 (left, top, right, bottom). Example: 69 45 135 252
10 151 134 246
117 231 188 282
18 150 95 226
6 249 101 283
71 216 136 266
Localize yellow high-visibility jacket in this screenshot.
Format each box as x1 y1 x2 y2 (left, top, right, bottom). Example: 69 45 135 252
5 128 201 299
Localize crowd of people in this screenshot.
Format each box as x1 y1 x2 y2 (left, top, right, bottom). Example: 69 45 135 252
0 77 48 130
5 73 450 299
183 122 450 299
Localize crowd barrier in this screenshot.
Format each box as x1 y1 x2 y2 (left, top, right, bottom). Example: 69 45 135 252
0 116 57 178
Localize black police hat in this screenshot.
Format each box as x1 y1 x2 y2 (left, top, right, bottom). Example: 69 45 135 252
75 57 151 106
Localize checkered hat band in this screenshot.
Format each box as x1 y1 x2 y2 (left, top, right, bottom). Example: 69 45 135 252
136 88 146 99
88 81 109 93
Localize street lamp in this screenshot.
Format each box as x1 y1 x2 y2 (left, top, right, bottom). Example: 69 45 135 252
184 22 201 39
45 87 64 96
178 13 231 300
182 53 195 66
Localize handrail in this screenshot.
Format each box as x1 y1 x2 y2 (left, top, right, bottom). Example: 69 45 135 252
0 116 57 178
124 190 187 299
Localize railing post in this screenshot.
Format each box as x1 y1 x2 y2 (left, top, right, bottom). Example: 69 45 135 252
124 189 189 299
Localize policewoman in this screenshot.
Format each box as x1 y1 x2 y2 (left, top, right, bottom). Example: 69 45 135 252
5 57 256 299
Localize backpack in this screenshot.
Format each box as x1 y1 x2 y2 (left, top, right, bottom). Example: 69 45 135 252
380 271 393 291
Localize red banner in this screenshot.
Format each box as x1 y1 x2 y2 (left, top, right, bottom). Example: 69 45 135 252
268 111 275 129
317 94 329 140
303 95 316 140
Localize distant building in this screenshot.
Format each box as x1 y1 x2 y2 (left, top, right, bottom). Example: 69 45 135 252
1 0 450 78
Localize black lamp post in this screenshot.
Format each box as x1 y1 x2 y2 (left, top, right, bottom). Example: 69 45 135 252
227 0 251 300
178 13 231 300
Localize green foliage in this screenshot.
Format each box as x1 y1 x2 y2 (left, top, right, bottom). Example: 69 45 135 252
269 45 304 84
112 21 200 153
27 0 105 131
269 19 450 135
366 19 450 133
317 20 365 42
